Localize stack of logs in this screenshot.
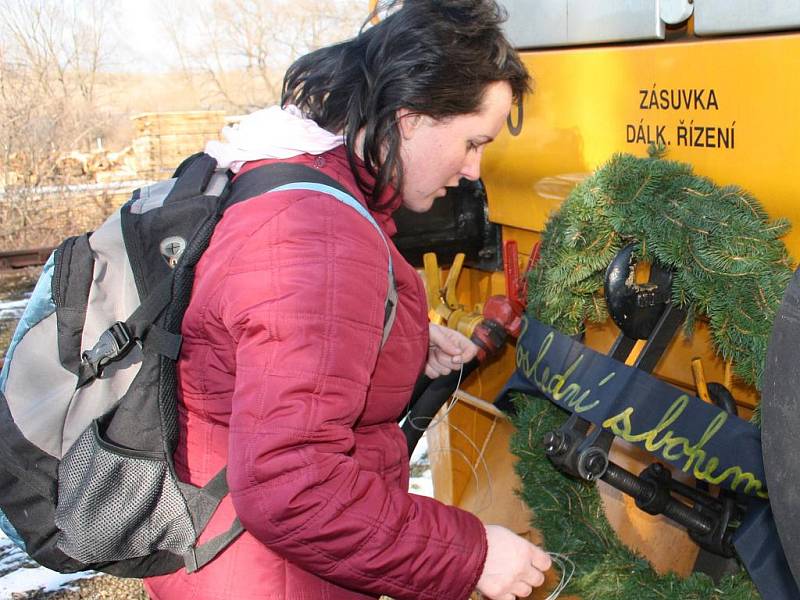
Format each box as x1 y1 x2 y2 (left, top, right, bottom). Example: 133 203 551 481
53 147 138 183
131 110 228 178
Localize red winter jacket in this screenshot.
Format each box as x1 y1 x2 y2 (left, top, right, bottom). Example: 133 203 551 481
144 147 487 600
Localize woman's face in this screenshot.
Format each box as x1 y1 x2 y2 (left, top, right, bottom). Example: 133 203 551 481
397 81 513 213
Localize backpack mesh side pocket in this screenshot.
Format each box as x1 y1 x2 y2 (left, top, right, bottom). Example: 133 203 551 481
55 420 195 563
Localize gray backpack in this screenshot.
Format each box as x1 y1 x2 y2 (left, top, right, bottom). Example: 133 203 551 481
0 154 396 577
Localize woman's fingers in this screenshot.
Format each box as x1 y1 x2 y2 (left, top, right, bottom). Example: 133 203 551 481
477 525 552 599
427 323 479 371
425 345 463 378
510 581 534 598
531 545 552 574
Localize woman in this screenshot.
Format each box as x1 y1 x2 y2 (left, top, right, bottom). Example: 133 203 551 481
144 1 550 599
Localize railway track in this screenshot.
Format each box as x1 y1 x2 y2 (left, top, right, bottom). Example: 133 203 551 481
0 247 53 271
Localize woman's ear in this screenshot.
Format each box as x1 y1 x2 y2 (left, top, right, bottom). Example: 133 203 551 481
396 108 423 140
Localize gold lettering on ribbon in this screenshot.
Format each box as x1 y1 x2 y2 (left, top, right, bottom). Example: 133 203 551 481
516 325 766 498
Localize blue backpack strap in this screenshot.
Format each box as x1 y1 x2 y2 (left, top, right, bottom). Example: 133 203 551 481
267 181 397 348
227 162 397 348
268 181 393 275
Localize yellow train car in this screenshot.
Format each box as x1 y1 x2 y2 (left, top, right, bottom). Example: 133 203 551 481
399 3 800 597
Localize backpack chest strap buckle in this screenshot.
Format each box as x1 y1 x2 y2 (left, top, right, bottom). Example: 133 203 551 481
81 322 135 379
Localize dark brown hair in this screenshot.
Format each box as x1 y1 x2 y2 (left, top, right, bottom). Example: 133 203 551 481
282 0 530 208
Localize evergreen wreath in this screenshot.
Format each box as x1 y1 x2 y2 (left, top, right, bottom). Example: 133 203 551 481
510 150 794 598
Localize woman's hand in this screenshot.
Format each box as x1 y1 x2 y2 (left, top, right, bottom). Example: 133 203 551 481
426 323 479 378
476 525 551 600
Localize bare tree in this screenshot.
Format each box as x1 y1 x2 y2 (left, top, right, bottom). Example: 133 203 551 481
0 0 366 249
161 0 365 112
0 0 112 103
0 0 114 248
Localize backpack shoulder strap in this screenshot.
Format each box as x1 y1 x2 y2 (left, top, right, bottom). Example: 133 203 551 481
227 163 397 348
225 162 354 208
164 153 218 203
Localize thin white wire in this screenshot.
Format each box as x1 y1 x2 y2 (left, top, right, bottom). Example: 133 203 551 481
542 552 575 600
404 363 465 432
405 367 575 598
406 363 499 513
425 419 496 514
473 553 574 600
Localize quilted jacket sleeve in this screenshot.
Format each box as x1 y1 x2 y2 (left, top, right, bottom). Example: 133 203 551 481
219 192 487 600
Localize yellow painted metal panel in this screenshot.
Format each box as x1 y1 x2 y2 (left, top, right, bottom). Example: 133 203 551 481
484 34 800 256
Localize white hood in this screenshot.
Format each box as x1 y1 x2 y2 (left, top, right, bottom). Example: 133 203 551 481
205 105 345 173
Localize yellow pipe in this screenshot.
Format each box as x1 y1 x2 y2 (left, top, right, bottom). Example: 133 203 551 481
724 360 734 391
691 358 713 404
444 253 466 309
423 252 441 311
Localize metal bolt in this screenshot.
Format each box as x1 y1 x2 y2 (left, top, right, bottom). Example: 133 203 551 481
543 431 567 456
579 449 609 481
585 453 606 475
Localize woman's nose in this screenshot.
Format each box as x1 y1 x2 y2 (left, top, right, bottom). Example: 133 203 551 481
460 149 482 181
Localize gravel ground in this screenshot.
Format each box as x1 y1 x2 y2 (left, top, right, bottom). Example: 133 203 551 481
12 576 149 599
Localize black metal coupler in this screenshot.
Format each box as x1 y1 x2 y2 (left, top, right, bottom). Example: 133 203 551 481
543 415 737 557
543 413 612 482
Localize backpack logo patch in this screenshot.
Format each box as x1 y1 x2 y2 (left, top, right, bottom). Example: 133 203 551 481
160 236 186 268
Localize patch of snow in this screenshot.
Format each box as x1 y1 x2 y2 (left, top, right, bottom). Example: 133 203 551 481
409 435 434 498
409 434 428 465
0 298 29 322
0 530 96 596
0 564 91 596
409 475 434 497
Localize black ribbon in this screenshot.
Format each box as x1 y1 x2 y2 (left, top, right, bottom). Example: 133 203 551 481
501 316 765 496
